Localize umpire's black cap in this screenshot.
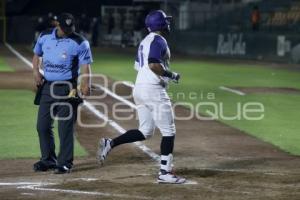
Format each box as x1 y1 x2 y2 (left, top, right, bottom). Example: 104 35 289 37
58 13 75 34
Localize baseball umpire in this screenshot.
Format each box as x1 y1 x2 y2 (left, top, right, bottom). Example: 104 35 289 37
32 13 92 174
98 10 186 184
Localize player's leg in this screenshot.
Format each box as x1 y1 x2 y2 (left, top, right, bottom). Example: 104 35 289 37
98 104 155 164
153 100 186 184
55 102 76 174
153 101 176 170
98 86 156 163
34 97 56 171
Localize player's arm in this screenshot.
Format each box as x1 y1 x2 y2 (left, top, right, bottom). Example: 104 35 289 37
149 62 180 82
148 37 180 82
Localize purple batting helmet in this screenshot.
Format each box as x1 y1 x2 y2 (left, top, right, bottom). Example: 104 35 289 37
145 10 172 32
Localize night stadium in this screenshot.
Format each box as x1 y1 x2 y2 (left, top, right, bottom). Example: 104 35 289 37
0 0 300 199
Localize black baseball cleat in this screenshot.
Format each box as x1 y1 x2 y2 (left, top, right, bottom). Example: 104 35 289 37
33 161 56 172
54 165 72 174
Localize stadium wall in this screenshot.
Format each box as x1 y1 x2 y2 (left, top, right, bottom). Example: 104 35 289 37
6 15 300 64
6 16 36 44
169 31 300 63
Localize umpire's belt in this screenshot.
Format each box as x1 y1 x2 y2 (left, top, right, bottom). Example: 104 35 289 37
44 78 77 89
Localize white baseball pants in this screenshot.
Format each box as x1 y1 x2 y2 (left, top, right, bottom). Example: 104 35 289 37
133 85 176 138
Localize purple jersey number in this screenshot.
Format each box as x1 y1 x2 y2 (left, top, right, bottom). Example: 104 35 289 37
138 45 144 68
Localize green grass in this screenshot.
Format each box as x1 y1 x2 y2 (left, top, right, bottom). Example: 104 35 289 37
172 61 300 89
224 94 300 155
0 57 14 71
92 52 300 155
92 53 300 89
92 52 136 82
0 90 87 159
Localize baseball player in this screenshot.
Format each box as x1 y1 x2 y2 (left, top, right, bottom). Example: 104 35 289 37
98 10 186 184
32 13 92 174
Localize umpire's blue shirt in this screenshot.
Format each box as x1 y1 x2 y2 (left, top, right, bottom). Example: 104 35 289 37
33 28 93 81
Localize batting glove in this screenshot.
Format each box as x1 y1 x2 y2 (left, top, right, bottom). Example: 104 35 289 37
171 72 180 83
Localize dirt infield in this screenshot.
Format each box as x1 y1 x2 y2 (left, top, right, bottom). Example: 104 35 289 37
1 45 300 200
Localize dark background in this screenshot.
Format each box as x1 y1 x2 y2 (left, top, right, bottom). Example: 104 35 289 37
6 0 157 16
3 0 300 63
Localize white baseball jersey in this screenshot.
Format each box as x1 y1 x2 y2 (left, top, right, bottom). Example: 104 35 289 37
134 32 171 87
132 32 175 138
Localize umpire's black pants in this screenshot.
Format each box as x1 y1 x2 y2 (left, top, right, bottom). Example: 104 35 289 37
36 81 77 168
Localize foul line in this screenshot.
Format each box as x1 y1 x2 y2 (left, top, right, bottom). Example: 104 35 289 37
0 181 151 199
219 86 245 96
4 43 160 163
4 43 33 69
93 83 137 109
0 182 50 186
122 81 134 88
18 184 151 199
5 42 44 74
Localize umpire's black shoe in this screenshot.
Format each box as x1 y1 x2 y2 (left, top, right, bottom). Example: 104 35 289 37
54 165 72 174
33 161 56 172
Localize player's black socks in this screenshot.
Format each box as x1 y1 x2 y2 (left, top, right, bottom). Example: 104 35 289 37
111 129 145 148
160 136 175 156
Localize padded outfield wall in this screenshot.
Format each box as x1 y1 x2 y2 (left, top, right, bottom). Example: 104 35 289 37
169 31 300 64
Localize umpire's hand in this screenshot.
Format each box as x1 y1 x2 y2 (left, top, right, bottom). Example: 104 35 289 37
80 64 91 97
33 70 44 86
80 84 90 96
